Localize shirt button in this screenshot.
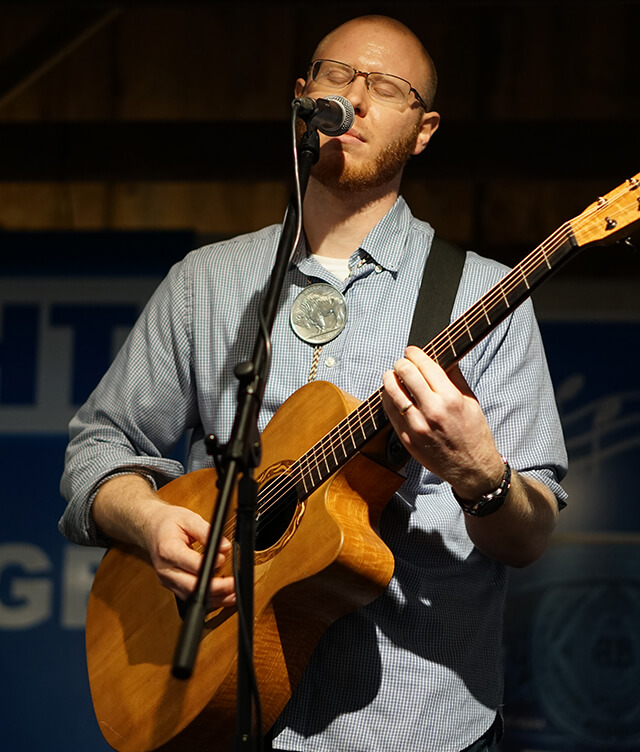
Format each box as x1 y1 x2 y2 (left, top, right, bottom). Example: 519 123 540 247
325 357 336 368
374 265 383 273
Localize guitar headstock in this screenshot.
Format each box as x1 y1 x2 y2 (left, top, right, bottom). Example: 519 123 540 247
569 172 640 248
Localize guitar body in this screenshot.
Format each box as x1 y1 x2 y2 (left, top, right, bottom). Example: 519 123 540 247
86 381 404 752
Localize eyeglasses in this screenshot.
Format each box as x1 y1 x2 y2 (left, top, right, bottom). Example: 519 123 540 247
309 59 428 110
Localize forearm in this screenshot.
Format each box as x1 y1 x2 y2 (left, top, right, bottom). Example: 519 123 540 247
461 470 559 568
92 473 167 550
92 473 236 606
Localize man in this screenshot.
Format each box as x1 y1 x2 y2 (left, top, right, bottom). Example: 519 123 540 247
60 14 567 752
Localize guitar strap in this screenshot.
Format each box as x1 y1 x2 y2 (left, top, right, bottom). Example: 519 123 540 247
384 235 466 466
407 235 466 348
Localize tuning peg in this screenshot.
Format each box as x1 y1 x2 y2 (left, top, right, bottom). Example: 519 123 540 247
619 237 638 251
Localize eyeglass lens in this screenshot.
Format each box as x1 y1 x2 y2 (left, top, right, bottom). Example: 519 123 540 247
312 60 413 105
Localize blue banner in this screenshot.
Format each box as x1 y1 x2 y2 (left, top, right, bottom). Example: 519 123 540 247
503 320 640 751
0 231 193 752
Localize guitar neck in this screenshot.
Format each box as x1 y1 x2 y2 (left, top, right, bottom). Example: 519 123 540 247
290 171 640 499
426 226 579 371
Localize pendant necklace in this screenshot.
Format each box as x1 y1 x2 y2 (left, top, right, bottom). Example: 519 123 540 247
290 282 347 345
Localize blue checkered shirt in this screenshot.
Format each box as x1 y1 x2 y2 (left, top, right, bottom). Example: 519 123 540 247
60 197 567 752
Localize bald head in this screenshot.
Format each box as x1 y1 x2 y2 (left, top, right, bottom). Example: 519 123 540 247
312 15 438 110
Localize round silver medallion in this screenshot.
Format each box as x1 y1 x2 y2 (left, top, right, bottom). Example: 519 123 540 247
290 283 347 345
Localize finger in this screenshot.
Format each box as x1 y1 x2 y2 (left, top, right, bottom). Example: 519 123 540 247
207 576 237 609
165 569 236 609
447 363 477 400
157 567 200 602
177 508 211 546
388 358 432 416
160 541 205 577
402 347 451 392
176 513 232 565
173 537 234 578
382 370 415 412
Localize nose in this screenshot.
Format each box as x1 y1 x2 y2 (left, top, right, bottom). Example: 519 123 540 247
344 72 369 116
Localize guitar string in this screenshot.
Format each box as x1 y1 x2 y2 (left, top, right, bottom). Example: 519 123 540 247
252 189 630 528
240 183 635 532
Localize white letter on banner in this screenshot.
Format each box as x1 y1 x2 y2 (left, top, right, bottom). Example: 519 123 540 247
61 546 104 629
0 543 52 629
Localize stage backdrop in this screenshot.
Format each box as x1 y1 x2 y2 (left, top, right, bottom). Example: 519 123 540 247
503 315 640 752
0 231 194 752
1 233 638 752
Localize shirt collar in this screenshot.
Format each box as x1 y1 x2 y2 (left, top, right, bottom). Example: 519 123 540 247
358 196 413 273
291 196 413 274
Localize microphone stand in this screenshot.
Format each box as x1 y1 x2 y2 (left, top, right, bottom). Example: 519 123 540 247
171 119 320 752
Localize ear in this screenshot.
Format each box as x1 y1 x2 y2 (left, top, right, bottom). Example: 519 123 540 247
412 110 440 156
294 77 307 98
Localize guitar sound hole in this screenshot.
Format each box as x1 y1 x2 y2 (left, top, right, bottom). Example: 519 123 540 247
254 476 301 552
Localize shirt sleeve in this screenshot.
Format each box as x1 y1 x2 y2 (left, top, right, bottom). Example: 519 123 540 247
457 258 568 506
59 256 200 546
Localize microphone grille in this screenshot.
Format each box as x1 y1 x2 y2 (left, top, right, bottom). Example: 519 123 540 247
323 94 355 136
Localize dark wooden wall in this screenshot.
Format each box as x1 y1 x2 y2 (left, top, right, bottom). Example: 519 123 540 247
0 1 638 279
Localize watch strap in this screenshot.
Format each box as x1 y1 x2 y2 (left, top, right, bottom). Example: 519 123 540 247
452 457 512 517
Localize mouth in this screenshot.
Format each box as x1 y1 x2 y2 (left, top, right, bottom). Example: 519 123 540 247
336 128 365 143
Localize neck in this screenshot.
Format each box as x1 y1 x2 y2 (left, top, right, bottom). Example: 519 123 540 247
302 175 401 259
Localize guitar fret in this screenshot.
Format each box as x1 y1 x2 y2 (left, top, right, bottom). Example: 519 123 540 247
313 443 326 486
446 329 458 357
356 407 368 443
320 437 334 476
322 443 332 475
480 299 492 325
298 454 312 495
329 433 340 470
364 400 376 434
463 317 474 342
517 266 531 290
309 458 322 488
331 428 347 466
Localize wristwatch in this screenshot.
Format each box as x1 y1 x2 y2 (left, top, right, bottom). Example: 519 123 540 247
452 457 512 517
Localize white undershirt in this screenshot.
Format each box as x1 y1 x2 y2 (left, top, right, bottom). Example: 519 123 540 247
312 254 351 280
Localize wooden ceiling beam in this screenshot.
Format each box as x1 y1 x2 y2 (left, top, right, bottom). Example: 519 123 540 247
0 9 121 111
0 120 634 182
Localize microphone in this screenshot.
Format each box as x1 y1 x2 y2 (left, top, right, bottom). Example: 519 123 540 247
292 95 355 137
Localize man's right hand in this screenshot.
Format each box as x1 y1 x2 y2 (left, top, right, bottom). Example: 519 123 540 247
93 474 236 609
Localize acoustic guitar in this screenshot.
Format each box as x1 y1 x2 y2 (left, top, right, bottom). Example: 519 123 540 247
86 173 640 752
